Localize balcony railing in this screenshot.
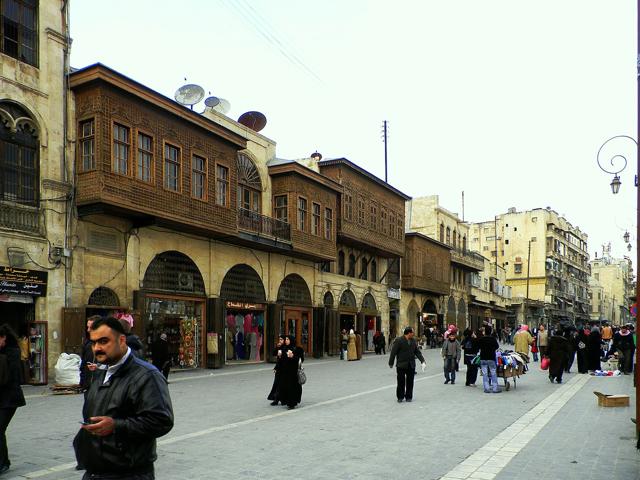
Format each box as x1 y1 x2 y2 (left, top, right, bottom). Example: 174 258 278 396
0 203 41 234
450 248 485 271
238 208 291 241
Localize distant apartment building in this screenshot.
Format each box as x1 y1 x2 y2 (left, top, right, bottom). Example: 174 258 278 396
405 196 489 332
589 251 634 325
471 207 590 328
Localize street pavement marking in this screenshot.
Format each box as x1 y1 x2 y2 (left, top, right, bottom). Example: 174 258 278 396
438 373 590 480
11 370 440 479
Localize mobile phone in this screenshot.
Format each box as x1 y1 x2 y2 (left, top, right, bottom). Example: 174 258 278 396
79 421 91 425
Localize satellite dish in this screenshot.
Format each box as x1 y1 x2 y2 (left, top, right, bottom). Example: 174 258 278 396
238 111 267 132
174 84 205 108
212 98 231 114
204 96 220 108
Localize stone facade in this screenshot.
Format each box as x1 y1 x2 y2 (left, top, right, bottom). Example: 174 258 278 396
589 254 634 325
0 0 70 383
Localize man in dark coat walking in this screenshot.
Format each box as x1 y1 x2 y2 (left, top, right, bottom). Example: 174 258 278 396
80 315 102 391
388 327 426 402
73 317 173 479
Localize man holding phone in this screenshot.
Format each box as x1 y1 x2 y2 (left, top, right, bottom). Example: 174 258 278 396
73 317 174 480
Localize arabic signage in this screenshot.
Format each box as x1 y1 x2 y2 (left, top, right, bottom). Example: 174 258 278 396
225 301 265 311
387 288 401 300
0 266 48 297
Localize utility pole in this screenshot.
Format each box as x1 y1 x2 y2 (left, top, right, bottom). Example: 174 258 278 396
494 216 498 276
381 120 388 182
525 239 532 326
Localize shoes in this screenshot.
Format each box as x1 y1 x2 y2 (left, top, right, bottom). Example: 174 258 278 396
270 401 278 406
287 405 295 410
444 379 450 384
451 381 455 385
405 398 412 402
0 464 9 475
492 390 502 394
549 375 554 383
556 379 562 384
397 398 403 403
484 390 491 394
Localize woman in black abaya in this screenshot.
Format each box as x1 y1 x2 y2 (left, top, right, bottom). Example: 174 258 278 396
267 335 285 405
586 326 602 372
278 336 304 409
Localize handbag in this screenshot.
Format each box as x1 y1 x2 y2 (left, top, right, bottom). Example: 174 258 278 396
471 355 481 366
540 356 550 370
297 358 307 385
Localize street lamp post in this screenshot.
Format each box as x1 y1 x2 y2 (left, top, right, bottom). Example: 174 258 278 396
596 133 639 438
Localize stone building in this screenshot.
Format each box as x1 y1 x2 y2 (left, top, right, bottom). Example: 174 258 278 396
471 207 590 328
400 232 451 336
63 63 408 373
0 0 70 383
589 251 634 326
405 196 485 331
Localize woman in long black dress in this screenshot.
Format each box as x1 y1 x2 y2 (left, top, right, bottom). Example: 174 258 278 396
547 329 569 384
576 328 589 373
278 336 304 409
586 326 602 372
267 335 285 405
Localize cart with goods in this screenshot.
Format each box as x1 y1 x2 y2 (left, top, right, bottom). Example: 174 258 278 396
497 363 524 391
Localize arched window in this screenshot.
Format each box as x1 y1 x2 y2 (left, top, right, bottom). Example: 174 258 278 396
446 227 451 245
338 251 345 275
439 223 445 243
361 257 368 280
452 229 457 249
348 254 356 278
237 153 261 213
0 102 39 206
370 259 377 282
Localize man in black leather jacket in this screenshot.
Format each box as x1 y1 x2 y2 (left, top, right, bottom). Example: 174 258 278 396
73 317 174 480
388 327 426 403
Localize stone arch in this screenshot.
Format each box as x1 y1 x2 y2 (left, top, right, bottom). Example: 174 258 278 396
142 251 205 295
422 299 437 314
339 289 357 309
277 273 311 306
457 298 467 330
361 292 377 312
220 264 266 302
323 291 334 308
87 286 120 306
407 299 420 332
446 296 456 324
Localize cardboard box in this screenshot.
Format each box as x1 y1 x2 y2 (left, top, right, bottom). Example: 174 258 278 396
593 391 630 407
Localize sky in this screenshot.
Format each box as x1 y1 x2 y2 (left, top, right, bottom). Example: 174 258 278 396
70 0 637 266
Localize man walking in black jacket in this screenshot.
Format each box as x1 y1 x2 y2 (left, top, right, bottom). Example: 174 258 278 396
73 317 174 480
389 327 426 402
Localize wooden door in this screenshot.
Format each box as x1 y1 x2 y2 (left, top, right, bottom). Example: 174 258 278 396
285 310 301 345
61 307 86 355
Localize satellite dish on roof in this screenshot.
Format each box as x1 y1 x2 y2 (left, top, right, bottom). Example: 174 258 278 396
238 111 267 132
212 98 231 114
204 96 220 108
174 84 205 109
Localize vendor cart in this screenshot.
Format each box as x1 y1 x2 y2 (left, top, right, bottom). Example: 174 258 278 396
497 364 524 391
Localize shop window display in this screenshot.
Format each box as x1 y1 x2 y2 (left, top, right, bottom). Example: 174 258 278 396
225 308 264 362
145 297 203 369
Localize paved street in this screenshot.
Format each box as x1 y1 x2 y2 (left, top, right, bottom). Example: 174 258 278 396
5 347 639 480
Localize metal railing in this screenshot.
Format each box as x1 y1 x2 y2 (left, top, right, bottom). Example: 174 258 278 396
238 208 291 241
0 203 40 234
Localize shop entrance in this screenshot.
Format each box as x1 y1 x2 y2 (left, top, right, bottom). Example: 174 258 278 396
0 299 46 384
139 251 207 369
220 264 268 363
277 274 312 353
